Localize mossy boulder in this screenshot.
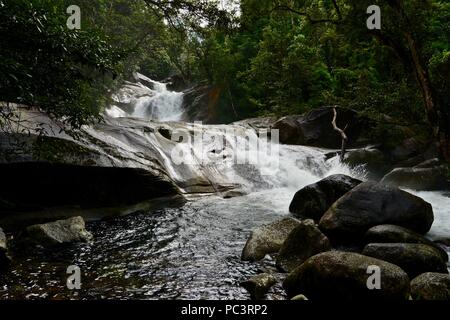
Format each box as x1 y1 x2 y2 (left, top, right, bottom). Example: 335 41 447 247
283 251 410 300
241 217 301 261
410 273 450 300
362 243 448 279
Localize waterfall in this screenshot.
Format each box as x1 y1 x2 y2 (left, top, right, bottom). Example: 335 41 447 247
101 75 448 242
106 73 184 122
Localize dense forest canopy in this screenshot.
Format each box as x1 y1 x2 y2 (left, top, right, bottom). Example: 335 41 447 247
0 0 449 160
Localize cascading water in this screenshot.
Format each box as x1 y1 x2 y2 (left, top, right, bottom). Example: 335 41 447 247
106 73 184 122
2 75 448 300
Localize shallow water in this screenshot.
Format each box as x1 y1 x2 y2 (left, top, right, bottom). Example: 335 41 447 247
0 189 294 300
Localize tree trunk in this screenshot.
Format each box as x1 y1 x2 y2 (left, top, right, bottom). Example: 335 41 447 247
403 31 450 162
389 0 449 162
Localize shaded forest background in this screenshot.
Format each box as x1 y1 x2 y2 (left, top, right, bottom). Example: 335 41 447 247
0 0 449 159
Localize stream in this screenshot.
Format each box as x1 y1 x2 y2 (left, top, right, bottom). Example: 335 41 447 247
1 75 449 300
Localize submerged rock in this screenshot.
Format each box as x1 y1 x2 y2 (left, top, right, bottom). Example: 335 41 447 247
241 217 301 261
410 273 450 300
276 221 331 272
222 190 247 199
362 243 448 279
0 227 11 268
365 225 448 261
289 174 361 221
22 216 93 247
283 251 410 300
380 166 448 191
319 182 434 241
240 273 277 300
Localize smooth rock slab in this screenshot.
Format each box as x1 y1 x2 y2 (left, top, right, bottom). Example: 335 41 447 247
240 273 277 300
319 182 434 240
241 217 301 261
410 273 450 300
289 174 361 222
283 251 410 300
276 221 331 272
23 216 93 247
362 243 448 279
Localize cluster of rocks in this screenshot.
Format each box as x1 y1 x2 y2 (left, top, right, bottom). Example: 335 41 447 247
240 175 450 300
254 106 449 189
0 216 93 271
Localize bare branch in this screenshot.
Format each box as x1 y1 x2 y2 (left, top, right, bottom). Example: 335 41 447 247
331 107 348 162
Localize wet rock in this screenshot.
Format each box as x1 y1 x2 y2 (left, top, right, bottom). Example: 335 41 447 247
362 243 448 279
319 182 434 241
283 251 410 300
276 221 331 272
434 237 450 247
380 166 448 191
241 218 301 261
390 137 423 164
344 147 391 179
233 117 278 131
163 74 188 92
291 294 309 301
365 225 448 261
222 190 247 199
414 158 442 169
240 273 277 300
273 107 364 148
22 216 93 247
181 84 234 123
0 227 11 268
410 273 450 300
289 174 361 222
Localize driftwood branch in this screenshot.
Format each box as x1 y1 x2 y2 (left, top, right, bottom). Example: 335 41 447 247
332 107 348 162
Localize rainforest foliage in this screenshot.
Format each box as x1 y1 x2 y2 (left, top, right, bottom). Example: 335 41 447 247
0 0 449 157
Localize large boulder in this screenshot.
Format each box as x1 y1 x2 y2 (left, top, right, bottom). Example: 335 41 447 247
344 147 391 179
365 225 448 261
181 84 236 124
21 216 93 247
0 227 10 269
410 273 450 300
276 220 331 272
283 251 410 300
240 273 277 300
319 182 434 241
289 174 361 221
241 218 301 261
380 166 448 191
273 107 364 148
362 243 448 279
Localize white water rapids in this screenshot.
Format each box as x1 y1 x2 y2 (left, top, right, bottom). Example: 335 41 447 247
104 75 449 243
